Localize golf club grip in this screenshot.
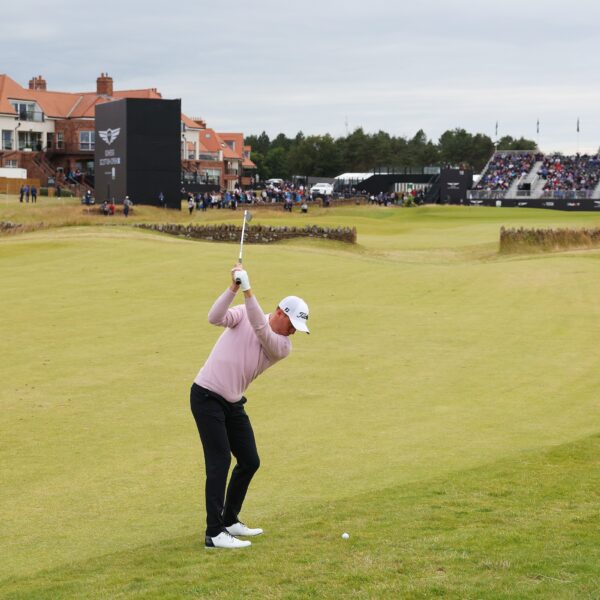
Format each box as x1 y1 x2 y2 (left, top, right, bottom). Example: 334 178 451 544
235 260 242 285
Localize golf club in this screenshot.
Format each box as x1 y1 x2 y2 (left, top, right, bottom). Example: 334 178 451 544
235 210 252 284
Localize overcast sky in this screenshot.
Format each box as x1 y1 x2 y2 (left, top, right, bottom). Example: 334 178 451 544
3 0 600 154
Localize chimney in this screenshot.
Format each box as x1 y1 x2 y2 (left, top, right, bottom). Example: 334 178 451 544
28 75 47 91
193 117 207 129
96 72 113 96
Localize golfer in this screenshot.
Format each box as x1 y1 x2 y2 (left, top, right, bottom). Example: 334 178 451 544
191 264 309 549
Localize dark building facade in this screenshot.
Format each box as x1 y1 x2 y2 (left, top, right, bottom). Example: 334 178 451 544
95 98 181 208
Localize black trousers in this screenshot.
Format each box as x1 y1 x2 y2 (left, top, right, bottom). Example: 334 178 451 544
190 383 260 537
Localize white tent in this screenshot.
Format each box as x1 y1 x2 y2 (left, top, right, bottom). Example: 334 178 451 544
334 172 372 184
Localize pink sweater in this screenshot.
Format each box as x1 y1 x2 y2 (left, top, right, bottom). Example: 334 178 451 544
194 288 292 402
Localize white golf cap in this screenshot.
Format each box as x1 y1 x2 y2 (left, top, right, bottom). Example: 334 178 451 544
279 296 310 334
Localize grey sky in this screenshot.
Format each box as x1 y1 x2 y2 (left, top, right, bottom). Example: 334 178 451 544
3 0 600 154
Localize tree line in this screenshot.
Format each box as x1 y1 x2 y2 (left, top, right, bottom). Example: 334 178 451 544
245 128 537 181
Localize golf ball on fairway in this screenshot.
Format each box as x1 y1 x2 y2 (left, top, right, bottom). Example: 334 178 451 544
342 533 349 539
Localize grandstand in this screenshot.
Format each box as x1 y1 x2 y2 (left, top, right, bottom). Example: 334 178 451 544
469 151 600 206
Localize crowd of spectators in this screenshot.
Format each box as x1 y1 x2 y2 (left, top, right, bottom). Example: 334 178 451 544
475 152 542 191
539 154 600 194
181 181 320 214
366 190 425 206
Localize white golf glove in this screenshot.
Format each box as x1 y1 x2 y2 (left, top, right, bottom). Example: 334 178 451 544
234 269 251 291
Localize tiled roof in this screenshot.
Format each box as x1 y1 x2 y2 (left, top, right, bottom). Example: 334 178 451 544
222 145 239 159
218 132 244 160
181 113 202 129
199 128 223 153
0 74 163 119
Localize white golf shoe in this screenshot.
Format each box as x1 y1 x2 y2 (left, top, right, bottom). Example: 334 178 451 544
205 531 251 549
225 521 264 537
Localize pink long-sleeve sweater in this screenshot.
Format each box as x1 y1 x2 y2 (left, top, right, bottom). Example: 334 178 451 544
194 288 291 402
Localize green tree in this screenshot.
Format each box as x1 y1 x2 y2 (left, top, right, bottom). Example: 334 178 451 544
497 135 537 151
287 137 316 178
264 147 289 179
438 128 495 171
248 150 268 180
341 128 371 171
245 131 270 156
314 134 343 176
271 133 293 151
407 129 439 167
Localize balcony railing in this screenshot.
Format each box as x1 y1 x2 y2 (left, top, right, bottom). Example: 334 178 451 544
16 109 45 122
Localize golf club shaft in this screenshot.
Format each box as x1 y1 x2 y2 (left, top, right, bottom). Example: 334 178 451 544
235 211 248 284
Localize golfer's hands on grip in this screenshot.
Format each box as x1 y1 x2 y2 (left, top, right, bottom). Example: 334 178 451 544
231 264 251 292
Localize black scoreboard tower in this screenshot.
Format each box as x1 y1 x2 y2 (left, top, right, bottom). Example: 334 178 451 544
95 98 181 209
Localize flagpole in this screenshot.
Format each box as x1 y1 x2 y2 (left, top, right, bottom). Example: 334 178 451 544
494 121 498 152
577 117 580 155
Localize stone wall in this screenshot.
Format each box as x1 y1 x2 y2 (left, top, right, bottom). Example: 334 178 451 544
133 223 357 244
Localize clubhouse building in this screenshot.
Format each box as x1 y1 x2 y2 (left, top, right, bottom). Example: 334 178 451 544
0 73 256 192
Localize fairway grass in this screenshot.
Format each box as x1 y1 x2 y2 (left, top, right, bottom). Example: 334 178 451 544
3 435 598 599
1 206 600 598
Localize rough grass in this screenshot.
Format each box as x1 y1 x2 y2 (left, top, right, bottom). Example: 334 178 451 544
1 203 600 598
500 226 600 253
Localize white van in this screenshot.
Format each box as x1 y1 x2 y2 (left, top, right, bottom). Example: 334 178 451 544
266 178 284 189
310 183 333 196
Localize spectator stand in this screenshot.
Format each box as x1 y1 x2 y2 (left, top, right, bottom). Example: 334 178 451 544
474 151 541 197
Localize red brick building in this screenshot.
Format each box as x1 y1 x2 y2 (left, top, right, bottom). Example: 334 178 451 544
0 73 255 192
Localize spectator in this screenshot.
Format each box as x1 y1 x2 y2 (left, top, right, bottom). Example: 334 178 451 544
56 184 62 198
158 191 165 208
108 200 115 215
123 196 133 217
188 195 195 215
31 185 37 203
24 184 30 203
19 185 24 203
102 200 109 216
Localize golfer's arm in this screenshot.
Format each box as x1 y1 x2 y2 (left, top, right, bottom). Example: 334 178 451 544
244 294 290 361
208 288 243 327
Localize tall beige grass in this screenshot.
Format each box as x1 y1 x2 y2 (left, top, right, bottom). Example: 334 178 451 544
500 226 600 253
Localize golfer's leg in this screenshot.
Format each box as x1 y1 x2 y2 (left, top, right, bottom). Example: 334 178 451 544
223 404 260 526
190 388 231 537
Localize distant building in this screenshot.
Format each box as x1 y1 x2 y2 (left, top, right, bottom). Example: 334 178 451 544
0 73 255 191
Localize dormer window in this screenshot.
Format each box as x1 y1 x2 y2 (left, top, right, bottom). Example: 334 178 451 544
10 100 44 122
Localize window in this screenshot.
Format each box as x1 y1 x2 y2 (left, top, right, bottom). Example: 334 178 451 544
56 132 64 149
47 132 54 149
4 159 18 168
79 131 95 151
198 152 218 161
202 169 221 185
10 101 43 122
2 130 12 150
